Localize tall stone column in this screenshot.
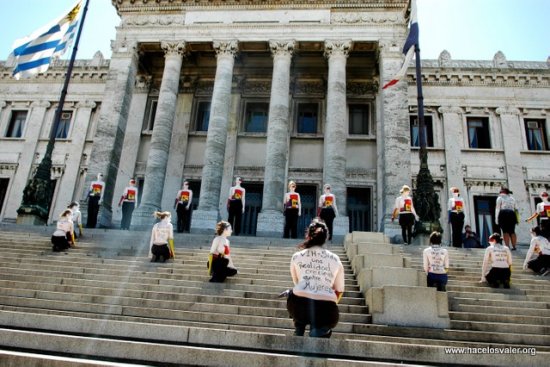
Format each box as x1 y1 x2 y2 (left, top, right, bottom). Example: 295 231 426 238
133 41 186 225
377 41 411 240
83 40 139 227
323 39 352 239
496 107 530 242
191 40 239 233
256 40 295 237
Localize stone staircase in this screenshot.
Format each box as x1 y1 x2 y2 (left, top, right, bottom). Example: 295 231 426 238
0 227 547 366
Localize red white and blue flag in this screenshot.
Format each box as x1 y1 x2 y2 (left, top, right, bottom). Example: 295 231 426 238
383 0 418 89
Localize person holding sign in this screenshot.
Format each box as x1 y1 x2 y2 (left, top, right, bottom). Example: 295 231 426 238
448 187 465 248
118 179 139 230
149 211 174 263
318 184 338 241
526 191 550 238
86 173 105 228
283 181 301 239
227 177 246 236
391 185 419 245
174 180 193 233
423 232 449 291
286 219 345 338
480 233 513 288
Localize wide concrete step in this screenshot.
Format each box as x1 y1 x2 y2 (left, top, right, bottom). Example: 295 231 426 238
0 350 152 367
449 311 550 325
448 290 550 303
451 319 550 335
450 297 550 311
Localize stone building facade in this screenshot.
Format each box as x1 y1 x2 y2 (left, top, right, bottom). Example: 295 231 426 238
0 0 548 244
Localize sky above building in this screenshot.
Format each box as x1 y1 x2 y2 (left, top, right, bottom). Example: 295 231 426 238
1 0 549 62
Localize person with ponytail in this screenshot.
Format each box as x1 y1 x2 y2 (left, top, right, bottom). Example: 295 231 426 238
207 221 238 282
149 211 174 263
285 218 345 338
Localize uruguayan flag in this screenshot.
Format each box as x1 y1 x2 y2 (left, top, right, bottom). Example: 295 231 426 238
10 1 82 79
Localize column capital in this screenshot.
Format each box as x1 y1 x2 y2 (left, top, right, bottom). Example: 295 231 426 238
438 106 464 115
30 100 51 109
213 40 239 58
134 74 153 93
495 106 521 116
269 40 296 58
0 101 6 109
324 39 352 59
76 100 97 109
160 41 187 57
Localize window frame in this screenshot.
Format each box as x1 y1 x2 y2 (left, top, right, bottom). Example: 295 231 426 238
5 110 28 138
242 100 270 134
294 101 321 136
142 98 158 133
193 100 212 133
348 103 371 136
524 118 548 151
410 114 434 147
54 110 73 140
466 116 491 149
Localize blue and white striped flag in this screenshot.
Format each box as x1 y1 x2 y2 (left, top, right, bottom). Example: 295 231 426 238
10 1 83 80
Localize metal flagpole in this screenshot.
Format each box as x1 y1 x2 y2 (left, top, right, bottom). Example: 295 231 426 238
17 0 92 224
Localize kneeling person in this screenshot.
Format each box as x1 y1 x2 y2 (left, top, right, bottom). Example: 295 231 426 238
423 231 449 291
481 233 513 288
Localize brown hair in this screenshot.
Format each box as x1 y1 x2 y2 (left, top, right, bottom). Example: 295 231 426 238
153 211 171 220
299 218 328 249
216 220 231 236
60 209 72 218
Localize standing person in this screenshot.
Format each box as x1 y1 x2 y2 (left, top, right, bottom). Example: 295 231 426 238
462 225 481 248
318 184 338 241
523 226 550 275
423 232 449 291
207 221 238 283
86 173 105 228
448 187 465 248
118 179 139 230
227 177 246 236
480 233 513 288
391 185 419 245
286 219 345 338
495 187 518 250
51 209 74 252
283 181 301 239
68 201 83 239
149 211 174 263
174 180 193 233
526 191 550 237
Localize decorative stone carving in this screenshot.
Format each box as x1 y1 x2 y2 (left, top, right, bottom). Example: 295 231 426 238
292 79 325 96
242 79 271 96
331 13 400 24
122 14 185 27
134 74 152 93
161 41 187 57
437 106 464 115
495 106 521 116
324 40 352 58
76 101 97 109
347 81 378 96
438 50 451 67
0 101 6 109
269 40 295 58
493 51 508 68
90 51 105 67
213 40 239 57
30 101 51 109
195 79 215 96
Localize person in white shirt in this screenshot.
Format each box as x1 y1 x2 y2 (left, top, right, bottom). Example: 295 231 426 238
51 209 74 252
423 232 449 291
391 185 419 245
526 191 550 238
174 180 193 233
208 221 238 283
87 173 105 228
480 233 513 288
286 219 345 338
448 187 465 248
523 226 550 275
68 201 83 239
149 211 174 263
283 180 301 239
227 177 246 236
318 184 338 241
118 179 139 230
495 187 518 250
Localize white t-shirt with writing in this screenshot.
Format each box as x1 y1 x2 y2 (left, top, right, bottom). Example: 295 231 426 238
482 244 512 277
423 245 449 274
290 246 345 302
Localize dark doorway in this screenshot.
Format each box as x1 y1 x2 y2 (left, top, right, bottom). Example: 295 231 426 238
296 185 318 238
473 195 497 247
347 187 372 232
241 183 263 236
0 178 9 216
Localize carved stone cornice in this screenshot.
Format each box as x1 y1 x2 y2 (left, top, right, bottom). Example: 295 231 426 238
269 40 296 58
195 79 215 96
30 101 51 109
438 106 464 115
121 14 184 27
331 12 401 25
242 79 271 97
110 38 138 58
324 40 352 59
495 107 521 116
292 79 325 97
346 81 378 96
213 40 239 58
161 41 187 57
464 178 507 189
76 101 97 109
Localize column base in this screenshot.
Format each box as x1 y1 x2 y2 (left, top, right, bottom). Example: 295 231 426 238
256 210 285 237
129 204 157 229
190 209 220 234
382 216 403 244
16 213 47 226
332 216 349 243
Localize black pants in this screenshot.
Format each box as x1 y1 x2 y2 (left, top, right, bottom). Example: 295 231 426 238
121 202 135 230
528 254 550 274
151 244 170 262
284 208 299 239
427 272 448 292
399 213 415 244
540 219 550 238
210 256 237 283
87 196 100 228
176 203 191 233
286 291 339 338
228 200 243 236
320 207 336 240
51 233 71 252
450 211 465 248
485 267 511 288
